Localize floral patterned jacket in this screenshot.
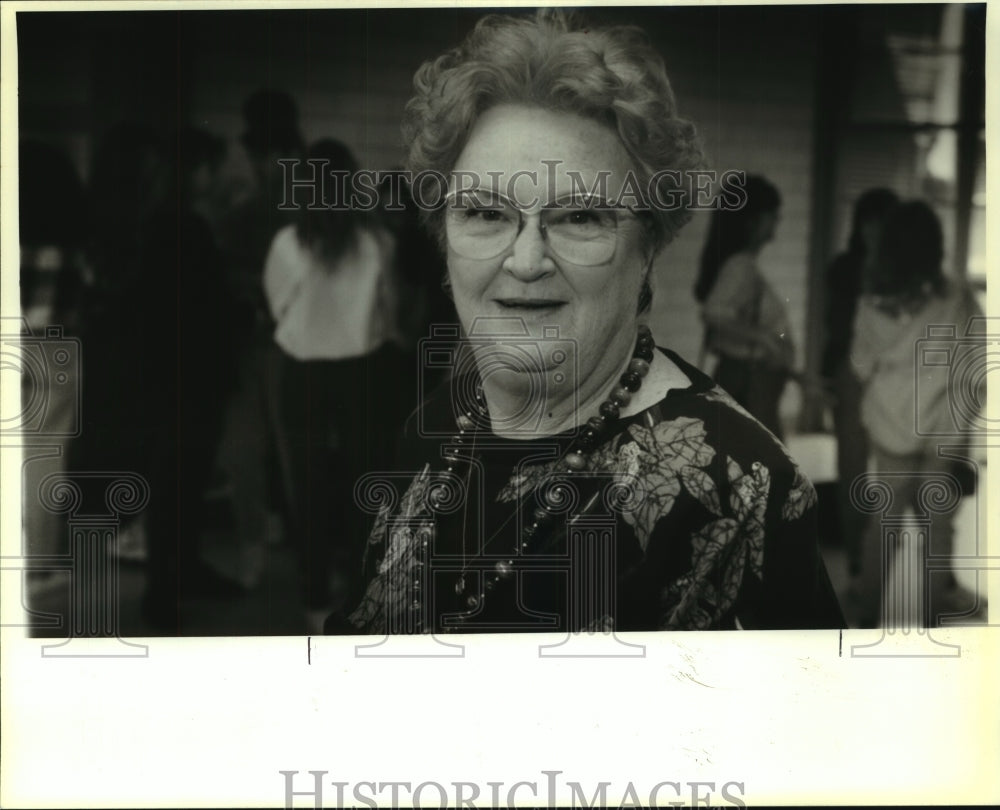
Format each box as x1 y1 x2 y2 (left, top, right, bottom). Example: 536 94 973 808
337 350 844 634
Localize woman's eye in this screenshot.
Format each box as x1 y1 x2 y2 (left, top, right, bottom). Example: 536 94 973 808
549 208 609 228
469 207 504 221
567 210 600 225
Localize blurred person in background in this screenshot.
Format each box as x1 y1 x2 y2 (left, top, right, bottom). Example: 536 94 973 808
264 138 404 632
194 88 309 593
71 121 243 632
821 188 898 577
215 88 307 550
18 140 87 576
694 175 793 439
19 140 86 334
377 171 456 400
220 88 305 326
850 200 983 628
173 126 229 234
70 123 171 504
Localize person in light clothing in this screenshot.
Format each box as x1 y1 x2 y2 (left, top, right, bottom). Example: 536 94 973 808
265 138 403 628
850 200 983 627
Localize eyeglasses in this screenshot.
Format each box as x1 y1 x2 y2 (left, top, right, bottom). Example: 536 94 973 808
444 188 635 266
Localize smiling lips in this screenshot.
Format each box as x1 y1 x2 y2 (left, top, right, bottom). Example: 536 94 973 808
495 298 566 310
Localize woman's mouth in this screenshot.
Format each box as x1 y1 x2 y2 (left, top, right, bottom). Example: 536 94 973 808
494 298 566 311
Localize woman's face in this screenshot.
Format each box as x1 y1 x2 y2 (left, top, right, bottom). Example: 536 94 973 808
446 104 649 392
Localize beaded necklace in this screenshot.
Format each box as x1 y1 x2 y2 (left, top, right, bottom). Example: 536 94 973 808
428 325 655 632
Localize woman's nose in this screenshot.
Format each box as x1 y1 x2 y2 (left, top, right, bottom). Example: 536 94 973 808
503 216 556 279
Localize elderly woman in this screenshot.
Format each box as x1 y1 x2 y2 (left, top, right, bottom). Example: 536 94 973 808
333 11 843 634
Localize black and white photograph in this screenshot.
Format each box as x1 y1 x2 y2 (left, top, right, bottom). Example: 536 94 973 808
1 2 996 807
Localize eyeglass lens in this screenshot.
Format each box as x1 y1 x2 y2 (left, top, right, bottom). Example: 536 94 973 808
444 189 620 265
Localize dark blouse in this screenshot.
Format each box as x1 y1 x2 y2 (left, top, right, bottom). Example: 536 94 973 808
333 349 844 634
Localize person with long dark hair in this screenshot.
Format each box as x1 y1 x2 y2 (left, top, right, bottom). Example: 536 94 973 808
264 138 403 631
850 200 982 627
822 188 898 576
694 175 791 438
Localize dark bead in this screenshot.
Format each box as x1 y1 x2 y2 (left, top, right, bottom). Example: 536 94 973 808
637 324 652 337
628 358 650 376
576 426 600 451
599 401 620 420
587 416 608 433
610 386 632 407
635 346 655 363
621 370 643 392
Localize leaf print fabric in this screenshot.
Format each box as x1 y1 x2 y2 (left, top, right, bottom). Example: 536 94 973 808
589 416 715 551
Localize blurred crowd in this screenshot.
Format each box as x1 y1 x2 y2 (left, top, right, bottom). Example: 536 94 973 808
19 89 452 632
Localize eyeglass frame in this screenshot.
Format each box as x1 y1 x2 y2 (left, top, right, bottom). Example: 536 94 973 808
440 186 647 265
